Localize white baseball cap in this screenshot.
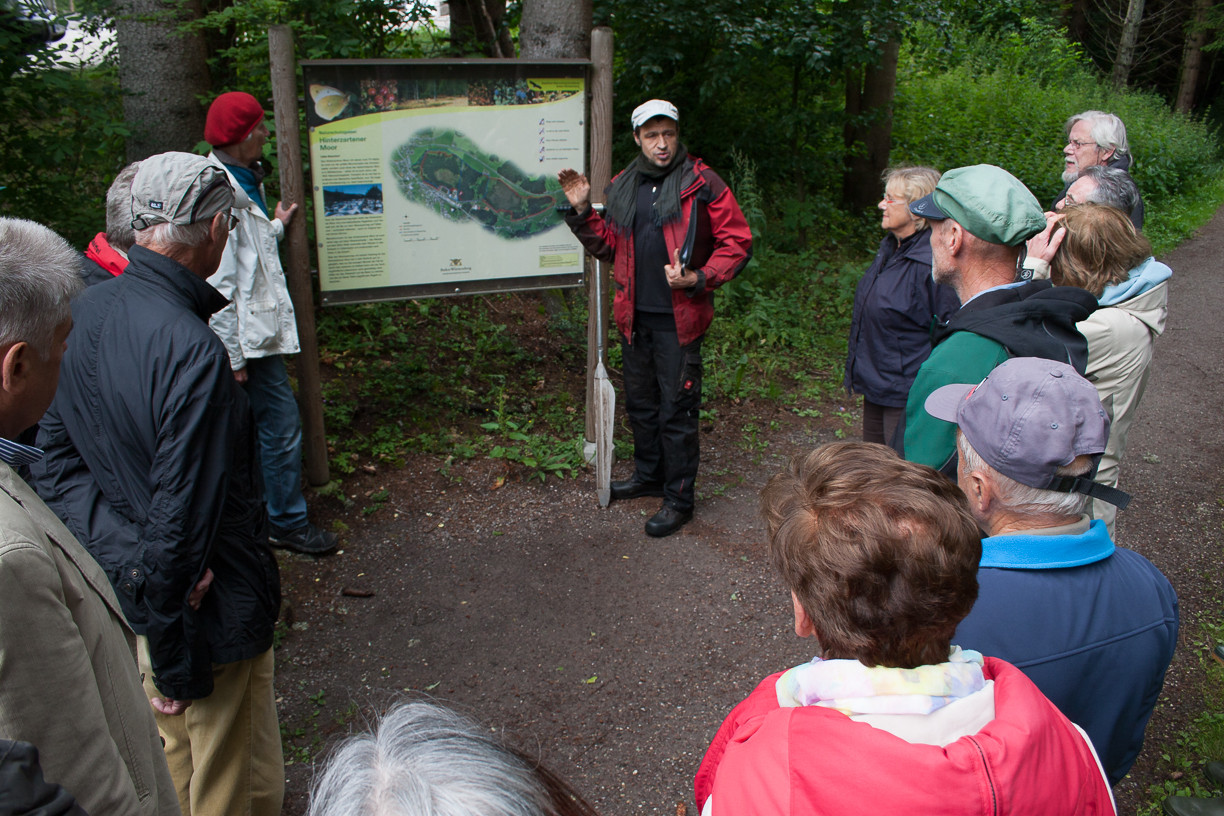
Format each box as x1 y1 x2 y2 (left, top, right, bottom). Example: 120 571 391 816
631 99 679 129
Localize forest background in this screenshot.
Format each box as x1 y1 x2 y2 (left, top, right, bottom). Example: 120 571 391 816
3 0 1224 811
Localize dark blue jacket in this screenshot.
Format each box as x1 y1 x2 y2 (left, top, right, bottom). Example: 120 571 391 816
953 519 1178 785
30 245 280 702
844 229 959 407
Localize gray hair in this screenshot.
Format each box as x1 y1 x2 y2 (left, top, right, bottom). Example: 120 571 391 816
308 702 573 816
958 432 1091 519
1074 166 1139 214
0 218 83 358
135 218 215 250
105 162 141 252
1066 111 1130 159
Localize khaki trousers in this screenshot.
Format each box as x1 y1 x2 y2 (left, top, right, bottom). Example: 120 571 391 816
138 638 284 816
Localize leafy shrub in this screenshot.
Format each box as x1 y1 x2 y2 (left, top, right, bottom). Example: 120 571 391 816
894 18 1223 240
0 33 126 248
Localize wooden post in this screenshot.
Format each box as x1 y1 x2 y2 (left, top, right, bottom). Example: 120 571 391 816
585 26 614 449
268 25 330 486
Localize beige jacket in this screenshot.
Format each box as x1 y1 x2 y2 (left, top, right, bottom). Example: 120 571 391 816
0 461 179 816
1080 279 1170 532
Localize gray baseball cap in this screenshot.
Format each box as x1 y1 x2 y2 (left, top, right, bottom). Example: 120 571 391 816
130 152 235 231
924 357 1130 507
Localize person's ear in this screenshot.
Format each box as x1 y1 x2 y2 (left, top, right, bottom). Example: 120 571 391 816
963 468 992 515
210 211 230 245
0 342 30 396
792 591 816 638
946 220 965 257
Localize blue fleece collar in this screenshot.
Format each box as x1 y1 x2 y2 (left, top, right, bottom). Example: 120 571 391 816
1098 257 1171 306
980 518 1114 569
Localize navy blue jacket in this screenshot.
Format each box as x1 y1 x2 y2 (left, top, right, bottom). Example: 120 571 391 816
954 519 1178 784
844 229 959 407
31 245 280 702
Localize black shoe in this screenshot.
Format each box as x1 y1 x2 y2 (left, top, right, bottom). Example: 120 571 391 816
610 478 665 501
270 523 339 556
645 506 692 538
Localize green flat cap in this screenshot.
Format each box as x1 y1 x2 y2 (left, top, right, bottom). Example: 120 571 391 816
909 164 1046 246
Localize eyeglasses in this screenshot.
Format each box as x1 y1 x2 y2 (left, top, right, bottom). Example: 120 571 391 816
881 197 906 205
1066 138 1099 150
223 212 239 231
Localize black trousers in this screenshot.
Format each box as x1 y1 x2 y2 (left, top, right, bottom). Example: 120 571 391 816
621 316 702 512
862 398 904 447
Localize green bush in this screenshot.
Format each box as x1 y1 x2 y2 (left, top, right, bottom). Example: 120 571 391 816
0 38 127 248
893 18 1223 247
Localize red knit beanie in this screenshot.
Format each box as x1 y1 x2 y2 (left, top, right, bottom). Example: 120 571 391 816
205 92 265 147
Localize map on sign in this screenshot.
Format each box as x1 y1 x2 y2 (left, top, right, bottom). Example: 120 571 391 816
390 128 565 239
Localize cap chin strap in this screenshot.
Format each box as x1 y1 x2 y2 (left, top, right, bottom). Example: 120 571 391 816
1047 475 1132 509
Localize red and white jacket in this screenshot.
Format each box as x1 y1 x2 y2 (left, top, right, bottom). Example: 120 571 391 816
695 657 1115 815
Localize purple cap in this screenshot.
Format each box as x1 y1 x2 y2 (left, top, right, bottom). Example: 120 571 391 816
924 358 1127 506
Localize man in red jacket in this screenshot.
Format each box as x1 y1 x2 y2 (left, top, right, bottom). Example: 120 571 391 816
559 99 752 537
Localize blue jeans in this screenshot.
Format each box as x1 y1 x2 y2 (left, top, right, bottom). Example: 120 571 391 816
242 356 307 532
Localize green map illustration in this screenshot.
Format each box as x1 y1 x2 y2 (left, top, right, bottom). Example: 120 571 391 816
391 128 565 239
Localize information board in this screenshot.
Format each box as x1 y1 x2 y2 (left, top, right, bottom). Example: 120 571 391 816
301 60 588 304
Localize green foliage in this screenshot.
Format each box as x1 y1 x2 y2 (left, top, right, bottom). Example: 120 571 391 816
315 295 586 482
704 247 858 404
0 27 126 248
894 18 1223 221
188 0 443 97
1138 616 1224 814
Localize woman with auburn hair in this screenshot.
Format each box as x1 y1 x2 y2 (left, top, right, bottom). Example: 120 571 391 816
844 166 959 445
694 442 1116 816
1050 204 1171 536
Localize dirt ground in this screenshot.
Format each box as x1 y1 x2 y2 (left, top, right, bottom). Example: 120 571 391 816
273 206 1224 816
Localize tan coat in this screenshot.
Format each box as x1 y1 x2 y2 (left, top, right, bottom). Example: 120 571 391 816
1080 279 1170 534
0 460 179 816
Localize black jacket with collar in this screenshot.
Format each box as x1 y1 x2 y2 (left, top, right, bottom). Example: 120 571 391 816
30 245 280 701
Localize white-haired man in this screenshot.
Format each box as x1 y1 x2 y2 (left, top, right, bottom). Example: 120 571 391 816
1053 110 1143 228
0 217 179 815
557 99 752 537
30 153 284 816
925 356 1178 785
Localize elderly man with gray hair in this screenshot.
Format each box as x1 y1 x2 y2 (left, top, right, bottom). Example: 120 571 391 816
1024 164 1143 281
1053 110 1144 228
925 356 1177 786
0 217 179 815
30 152 284 816
80 161 141 285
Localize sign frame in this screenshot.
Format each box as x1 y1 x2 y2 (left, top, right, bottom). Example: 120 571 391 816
301 58 590 306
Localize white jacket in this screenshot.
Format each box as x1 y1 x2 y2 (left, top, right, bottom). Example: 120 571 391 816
207 152 300 368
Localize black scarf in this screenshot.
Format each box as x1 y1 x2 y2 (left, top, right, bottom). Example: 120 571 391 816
604 143 688 232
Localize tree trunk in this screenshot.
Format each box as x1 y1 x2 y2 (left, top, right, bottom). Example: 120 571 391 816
112 0 212 161
448 0 512 57
841 37 900 212
1174 0 1212 113
1065 0 1092 49
519 0 591 59
1111 0 1146 89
